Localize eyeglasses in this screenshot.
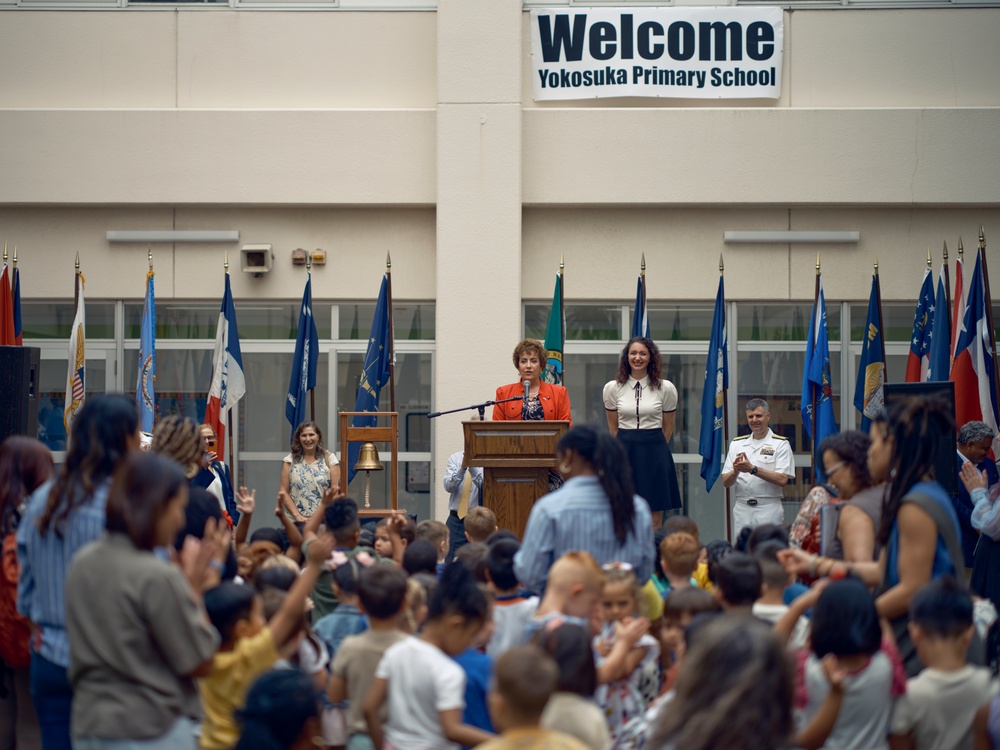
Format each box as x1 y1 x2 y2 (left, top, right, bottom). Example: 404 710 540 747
602 561 634 572
824 461 846 478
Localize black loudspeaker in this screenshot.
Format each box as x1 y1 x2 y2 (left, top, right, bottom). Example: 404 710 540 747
883 381 957 498
0 346 40 442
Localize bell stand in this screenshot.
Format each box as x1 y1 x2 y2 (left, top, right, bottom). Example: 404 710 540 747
339 411 399 517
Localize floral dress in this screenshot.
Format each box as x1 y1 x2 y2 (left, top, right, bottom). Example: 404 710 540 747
283 451 338 517
594 622 661 749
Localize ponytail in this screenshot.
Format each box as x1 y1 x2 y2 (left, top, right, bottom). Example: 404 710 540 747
557 425 636 544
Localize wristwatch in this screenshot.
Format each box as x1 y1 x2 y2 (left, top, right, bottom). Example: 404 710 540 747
750 466 759 476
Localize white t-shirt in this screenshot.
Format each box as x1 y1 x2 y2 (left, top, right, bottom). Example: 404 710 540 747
752 602 810 651
375 636 467 750
603 376 678 431
722 429 795 501
891 666 999 750
486 595 539 659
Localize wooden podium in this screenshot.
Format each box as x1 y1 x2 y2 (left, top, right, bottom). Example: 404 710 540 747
462 420 570 538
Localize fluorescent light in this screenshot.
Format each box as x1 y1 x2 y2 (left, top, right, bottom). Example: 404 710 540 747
724 231 860 244
106 230 240 243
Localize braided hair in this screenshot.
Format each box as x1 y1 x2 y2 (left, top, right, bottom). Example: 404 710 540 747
38 394 138 538
616 336 663 390
876 394 955 547
152 415 203 479
557 425 636 544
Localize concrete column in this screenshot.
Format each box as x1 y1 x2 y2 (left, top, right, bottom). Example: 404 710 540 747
433 0 523 519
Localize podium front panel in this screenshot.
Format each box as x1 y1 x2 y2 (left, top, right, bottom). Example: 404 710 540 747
483 467 549 539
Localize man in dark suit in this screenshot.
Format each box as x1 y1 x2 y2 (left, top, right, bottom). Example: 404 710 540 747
956 420 1000 574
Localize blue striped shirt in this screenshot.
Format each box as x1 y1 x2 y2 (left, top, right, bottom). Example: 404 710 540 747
513 475 654 593
16 478 109 668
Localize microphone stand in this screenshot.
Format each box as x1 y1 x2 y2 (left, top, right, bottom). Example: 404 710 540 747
427 396 522 422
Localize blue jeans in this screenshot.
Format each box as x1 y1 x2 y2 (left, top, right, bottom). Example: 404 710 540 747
73 717 197 750
29 652 72 750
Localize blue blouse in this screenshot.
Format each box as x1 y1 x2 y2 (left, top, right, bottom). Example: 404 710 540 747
885 480 961 589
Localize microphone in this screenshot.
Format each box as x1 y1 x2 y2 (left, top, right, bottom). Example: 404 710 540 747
522 380 531 418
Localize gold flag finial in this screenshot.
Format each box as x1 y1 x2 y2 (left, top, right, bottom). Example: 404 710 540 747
75 251 80 271
224 249 229 272
306 251 312 272
640 253 646 275
943 240 949 262
386 251 392 273
980 225 987 249
2 242 6 265
11 246 16 269
874 254 879 275
719 253 724 275
147 244 153 272
816 252 821 274
559 253 564 272
926 248 932 268
959 236 965 261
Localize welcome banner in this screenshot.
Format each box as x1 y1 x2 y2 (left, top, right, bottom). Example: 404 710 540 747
530 7 783 101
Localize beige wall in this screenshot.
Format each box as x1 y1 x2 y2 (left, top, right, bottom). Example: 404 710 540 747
1 4 997 518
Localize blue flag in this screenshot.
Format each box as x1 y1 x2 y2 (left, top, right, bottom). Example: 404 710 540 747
136 270 156 433
699 276 728 491
348 274 392 485
12 266 21 345
802 274 838 477
631 275 650 339
286 275 318 437
905 268 934 382
853 274 885 432
927 266 951 382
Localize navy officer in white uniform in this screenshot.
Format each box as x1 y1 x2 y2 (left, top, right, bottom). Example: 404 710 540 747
721 398 795 537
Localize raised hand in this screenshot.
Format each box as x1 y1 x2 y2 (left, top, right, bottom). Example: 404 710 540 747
235 486 256 516
960 461 989 493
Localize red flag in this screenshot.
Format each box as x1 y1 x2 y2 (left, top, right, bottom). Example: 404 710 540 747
0 266 15 346
952 253 999 432
951 257 967 369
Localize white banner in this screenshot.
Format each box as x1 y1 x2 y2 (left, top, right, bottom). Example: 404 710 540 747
530 7 783 101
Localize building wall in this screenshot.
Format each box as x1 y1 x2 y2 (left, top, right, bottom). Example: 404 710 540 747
1 2 998 525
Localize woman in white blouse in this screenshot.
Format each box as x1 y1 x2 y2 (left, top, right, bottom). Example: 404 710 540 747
279 421 340 523
603 336 681 524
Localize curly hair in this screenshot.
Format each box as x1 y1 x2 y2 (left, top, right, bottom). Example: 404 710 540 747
818 430 872 490
511 339 545 370
877 394 955 547
152 415 203 479
648 615 793 750
616 336 663 390
289 421 326 464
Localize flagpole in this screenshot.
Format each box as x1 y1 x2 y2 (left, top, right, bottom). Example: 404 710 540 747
559 253 565 381
224 251 236 479
307 254 316 422
978 226 1000 419
874 255 887 380
720 254 732 544
74 252 80 308
640 253 646 336
943 241 952 322
810 253 820 471
386 252 395 413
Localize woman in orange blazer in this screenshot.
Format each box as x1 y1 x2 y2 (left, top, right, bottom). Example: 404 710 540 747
492 338 572 424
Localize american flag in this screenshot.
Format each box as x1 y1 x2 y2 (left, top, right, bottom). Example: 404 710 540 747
905 268 935 382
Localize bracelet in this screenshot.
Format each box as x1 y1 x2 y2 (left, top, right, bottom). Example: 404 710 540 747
808 555 820 577
209 559 224 573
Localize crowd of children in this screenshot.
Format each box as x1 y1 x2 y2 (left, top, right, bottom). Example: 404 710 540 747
8 424 1000 750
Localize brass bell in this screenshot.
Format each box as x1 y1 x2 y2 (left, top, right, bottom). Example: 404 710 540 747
353 443 384 472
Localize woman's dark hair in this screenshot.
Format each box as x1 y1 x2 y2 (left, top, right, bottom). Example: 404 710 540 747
616 336 663 390
38 394 138 538
105 452 188 551
427 562 489 625
877 394 955 546
810 577 881 658
289 421 325 464
648 615 793 750
152 415 203 479
533 623 597 697
818 430 872 489
205 582 257 642
0 436 53 534
235 669 319 750
556 424 636 544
